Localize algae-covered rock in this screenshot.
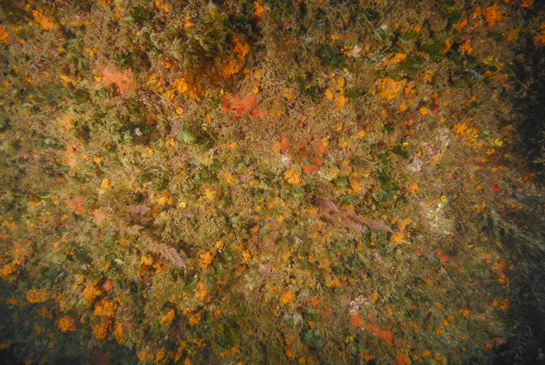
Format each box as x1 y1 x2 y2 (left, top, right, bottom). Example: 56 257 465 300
319 44 346 68
450 74 468 89
176 123 197 146
289 185 305 200
422 40 442 56
400 56 425 75
303 331 323 349
374 28 388 43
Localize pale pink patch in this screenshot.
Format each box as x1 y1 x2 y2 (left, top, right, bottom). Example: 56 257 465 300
64 196 86 215
100 68 134 97
90 209 106 226
127 205 151 214
65 145 77 168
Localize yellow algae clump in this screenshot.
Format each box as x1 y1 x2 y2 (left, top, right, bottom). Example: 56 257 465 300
407 182 419 193
283 88 294 99
1 261 20 280
82 285 101 303
26 289 47 303
92 318 111 339
454 122 470 134
93 299 118 317
198 251 214 269
223 172 238 185
195 281 209 301
390 231 404 244
189 313 202 325
58 316 76 332
114 322 125 345
0 25 7 41
100 178 111 190
534 23 545 47
223 36 250 78
160 309 175 324
280 291 295 305
284 169 301 185
377 77 405 100
32 10 55 31
484 5 502 27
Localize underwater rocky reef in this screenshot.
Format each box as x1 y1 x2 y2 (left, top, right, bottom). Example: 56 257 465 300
1 0 545 364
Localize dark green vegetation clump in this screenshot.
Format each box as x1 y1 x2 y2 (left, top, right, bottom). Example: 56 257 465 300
139 3 229 96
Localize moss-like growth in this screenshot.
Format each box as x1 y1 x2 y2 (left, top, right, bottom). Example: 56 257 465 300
101 188 143 212
168 173 196 194
198 212 227 239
